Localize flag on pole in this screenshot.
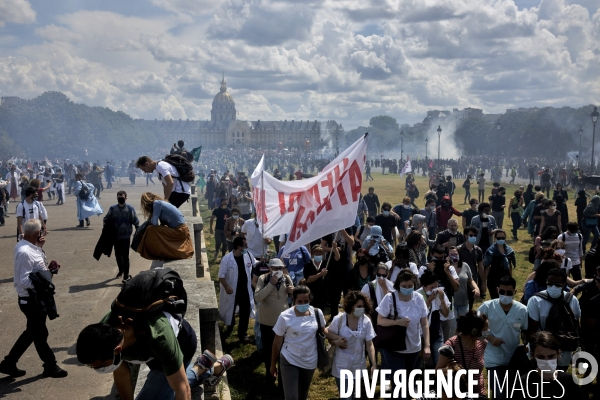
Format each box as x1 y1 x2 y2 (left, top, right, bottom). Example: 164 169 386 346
400 158 412 176
429 160 434 169
251 133 369 254
44 157 53 167
190 146 202 162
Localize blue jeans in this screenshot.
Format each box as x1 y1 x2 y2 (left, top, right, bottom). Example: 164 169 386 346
136 358 212 400
429 336 444 368
582 224 600 252
380 350 420 400
510 213 521 239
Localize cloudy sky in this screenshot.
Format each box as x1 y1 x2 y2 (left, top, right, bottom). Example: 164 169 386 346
0 0 599 129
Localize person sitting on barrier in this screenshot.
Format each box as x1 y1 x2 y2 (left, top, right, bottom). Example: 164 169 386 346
135 192 194 261
77 319 234 399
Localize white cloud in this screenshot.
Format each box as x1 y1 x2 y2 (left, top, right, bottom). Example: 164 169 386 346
0 0 36 27
0 0 599 131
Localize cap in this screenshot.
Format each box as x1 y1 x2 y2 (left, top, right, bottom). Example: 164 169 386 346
370 225 382 237
268 259 285 267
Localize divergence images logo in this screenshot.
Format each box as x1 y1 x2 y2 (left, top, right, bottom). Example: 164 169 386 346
571 351 598 386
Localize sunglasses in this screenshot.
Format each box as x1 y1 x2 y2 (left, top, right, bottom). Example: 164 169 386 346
546 282 564 288
498 289 514 296
467 234 476 237
496 237 506 240
376 274 387 278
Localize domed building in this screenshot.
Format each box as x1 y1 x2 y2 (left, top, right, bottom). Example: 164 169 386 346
211 74 236 122
136 75 342 150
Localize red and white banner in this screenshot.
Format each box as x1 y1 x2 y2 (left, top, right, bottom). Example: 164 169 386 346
251 133 369 254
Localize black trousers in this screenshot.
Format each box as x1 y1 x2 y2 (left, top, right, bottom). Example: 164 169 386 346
260 324 276 379
93 183 101 198
169 192 190 208
115 238 131 277
5 298 56 368
230 288 251 340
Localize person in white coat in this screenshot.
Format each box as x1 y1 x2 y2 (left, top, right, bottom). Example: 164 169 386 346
218 236 256 342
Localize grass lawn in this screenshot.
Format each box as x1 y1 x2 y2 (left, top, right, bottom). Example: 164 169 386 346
199 170 587 400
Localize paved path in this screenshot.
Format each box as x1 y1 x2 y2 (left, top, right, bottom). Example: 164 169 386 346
0 180 158 399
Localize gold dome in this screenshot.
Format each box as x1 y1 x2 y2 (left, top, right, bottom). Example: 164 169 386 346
212 74 235 105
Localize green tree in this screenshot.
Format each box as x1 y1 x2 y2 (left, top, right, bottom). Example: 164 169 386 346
369 115 399 132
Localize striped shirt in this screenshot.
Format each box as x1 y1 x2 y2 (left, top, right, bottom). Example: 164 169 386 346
445 335 487 397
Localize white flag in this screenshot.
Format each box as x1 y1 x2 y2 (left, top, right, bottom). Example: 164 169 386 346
400 158 412 176
251 133 369 254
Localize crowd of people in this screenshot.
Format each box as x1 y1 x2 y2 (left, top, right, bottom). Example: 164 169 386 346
2 141 600 400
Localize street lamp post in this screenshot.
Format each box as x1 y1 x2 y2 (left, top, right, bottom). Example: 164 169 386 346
400 129 404 162
437 126 442 163
592 107 599 174
425 137 428 160
578 126 583 168
495 119 501 179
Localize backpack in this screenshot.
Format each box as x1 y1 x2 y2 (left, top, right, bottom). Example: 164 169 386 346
559 232 582 249
162 154 195 186
533 291 580 351
110 268 188 323
368 243 390 265
78 182 90 200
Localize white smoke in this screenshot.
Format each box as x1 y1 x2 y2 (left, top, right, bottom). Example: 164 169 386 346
425 118 462 160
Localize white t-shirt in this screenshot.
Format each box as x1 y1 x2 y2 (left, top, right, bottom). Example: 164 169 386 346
375 291 428 353
387 262 419 283
156 161 191 195
361 279 395 307
327 313 376 378
273 306 326 369
557 232 583 264
14 240 48 297
418 265 459 281
241 219 269 258
527 290 581 331
416 287 452 333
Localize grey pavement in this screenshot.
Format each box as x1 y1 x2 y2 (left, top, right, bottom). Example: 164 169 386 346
0 180 156 399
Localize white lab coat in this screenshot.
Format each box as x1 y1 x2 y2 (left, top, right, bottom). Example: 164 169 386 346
218 251 256 324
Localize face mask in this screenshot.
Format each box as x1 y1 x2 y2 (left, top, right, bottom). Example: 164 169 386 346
403 205 411 209
536 358 557 374
400 287 414 296
426 289 433 296
450 255 459 263
232 215 239 220
547 286 563 298
481 330 491 338
117 197 126 205
94 352 122 374
468 236 477 244
353 307 365 317
314 255 323 263
221 204 227 208
382 211 390 216
358 258 368 265
496 239 505 245
482 213 489 218
377 275 386 281
272 270 283 279
368 225 374 229
499 294 513 305
442 202 450 207
295 304 310 313
241 249 247 255
430 206 436 211
555 249 565 256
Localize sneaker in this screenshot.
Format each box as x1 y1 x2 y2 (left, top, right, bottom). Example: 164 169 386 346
0 361 26 377
121 275 132 284
194 350 218 370
205 355 234 388
42 365 68 378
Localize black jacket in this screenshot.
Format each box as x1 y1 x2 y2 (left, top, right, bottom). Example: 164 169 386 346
94 223 116 260
29 270 59 320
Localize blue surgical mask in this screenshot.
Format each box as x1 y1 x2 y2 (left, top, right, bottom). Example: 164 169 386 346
383 211 390 216
314 256 322 263
242 249 247 255
547 286 563 299
295 304 310 313
400 287 414 296
232 215 239 220
499 294 513 305
468 236 477 244
496 239 505 245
